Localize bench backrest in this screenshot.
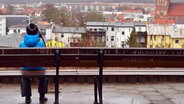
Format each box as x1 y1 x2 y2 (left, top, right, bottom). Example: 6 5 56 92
0 47 184 68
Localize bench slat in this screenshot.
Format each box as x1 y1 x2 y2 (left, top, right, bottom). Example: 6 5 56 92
1 48 184 67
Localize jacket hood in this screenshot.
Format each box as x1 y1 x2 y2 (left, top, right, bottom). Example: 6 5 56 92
24 33 40 47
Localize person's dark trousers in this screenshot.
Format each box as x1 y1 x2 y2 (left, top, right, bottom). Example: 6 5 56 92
38 77 48 98
21 77 31 98
21 77 48 98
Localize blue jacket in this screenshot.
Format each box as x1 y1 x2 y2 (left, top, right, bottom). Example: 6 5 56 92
19 33 45 70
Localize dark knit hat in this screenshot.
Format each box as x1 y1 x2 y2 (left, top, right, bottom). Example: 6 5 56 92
26 23 38 35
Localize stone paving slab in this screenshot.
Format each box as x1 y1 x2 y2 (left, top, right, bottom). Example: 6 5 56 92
1 83 184 104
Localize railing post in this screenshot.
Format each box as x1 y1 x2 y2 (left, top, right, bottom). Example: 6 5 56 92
54 49 61 104
98 49 104 104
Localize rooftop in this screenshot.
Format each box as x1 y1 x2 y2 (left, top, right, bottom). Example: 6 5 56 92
86 22 134 27
168 3 184 17
53 27 86 33
0 34 23 48
147 24 184 38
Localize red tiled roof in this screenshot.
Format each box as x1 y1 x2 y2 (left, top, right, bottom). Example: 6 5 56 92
22 8 36 15
168 3 184 17
107 14 125 23
117 14 125 22
153 18 176 24
0 8 8 14
38 21 49 25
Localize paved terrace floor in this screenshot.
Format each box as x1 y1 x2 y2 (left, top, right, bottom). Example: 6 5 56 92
1 82 184 104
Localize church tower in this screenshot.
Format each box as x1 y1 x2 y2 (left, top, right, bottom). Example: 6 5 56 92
155 0 170 18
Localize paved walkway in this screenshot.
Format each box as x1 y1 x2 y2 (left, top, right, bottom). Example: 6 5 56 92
1 82 184 104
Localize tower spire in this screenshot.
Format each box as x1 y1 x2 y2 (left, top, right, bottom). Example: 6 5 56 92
155 0 170 18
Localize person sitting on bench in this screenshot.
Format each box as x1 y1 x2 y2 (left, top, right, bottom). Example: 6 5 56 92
19 23 48 104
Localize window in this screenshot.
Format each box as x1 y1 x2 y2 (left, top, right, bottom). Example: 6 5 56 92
111 27 114 31
162 35 164 41
61 34 64 38
111 36 114 41
122 31 124 35
154 35 156 41
139 27 142 31
175 40 179 44
99 29 104 31
14 30 17 33
150 35 152 40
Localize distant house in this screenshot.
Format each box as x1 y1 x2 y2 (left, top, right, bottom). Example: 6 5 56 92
86 22 107 47
37 24 52 41
86 22 134 48
122 9 143 20
0 15 29 36
134 22 147 47
147 24 184 48
52 27 86 47
8 24 27 35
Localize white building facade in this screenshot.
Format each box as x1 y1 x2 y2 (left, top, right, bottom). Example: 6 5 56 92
52 27 86 47
0 15 30 36
38 24 52 41
0 16 6 36
106 22 134 47
86 22 134 48
8 24 26 35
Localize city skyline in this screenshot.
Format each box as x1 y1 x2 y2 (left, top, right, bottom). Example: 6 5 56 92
1 0 184 4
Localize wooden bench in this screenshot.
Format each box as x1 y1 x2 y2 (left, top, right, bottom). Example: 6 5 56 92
1 47 184 104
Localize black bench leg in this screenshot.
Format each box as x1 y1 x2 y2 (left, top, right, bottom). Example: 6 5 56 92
99 49 104 104
54 49 61 104
94 77 98 104
94 49 104 104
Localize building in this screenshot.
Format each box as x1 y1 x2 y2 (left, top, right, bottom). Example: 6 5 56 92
86 22 107 47
147 24 184 48
155 0 184 19
0 15 29 36
52 27 86 47
8 24 27 35
146 0 184 48
86 22 134 48
134 22 147 47
0 16 6 36
66 3 116 12
37 24 52 41
122 9 143 20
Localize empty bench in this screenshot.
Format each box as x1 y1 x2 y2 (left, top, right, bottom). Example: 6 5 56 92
1 47 184 104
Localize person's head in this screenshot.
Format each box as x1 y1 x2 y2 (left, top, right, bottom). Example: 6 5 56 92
26 23 39 35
